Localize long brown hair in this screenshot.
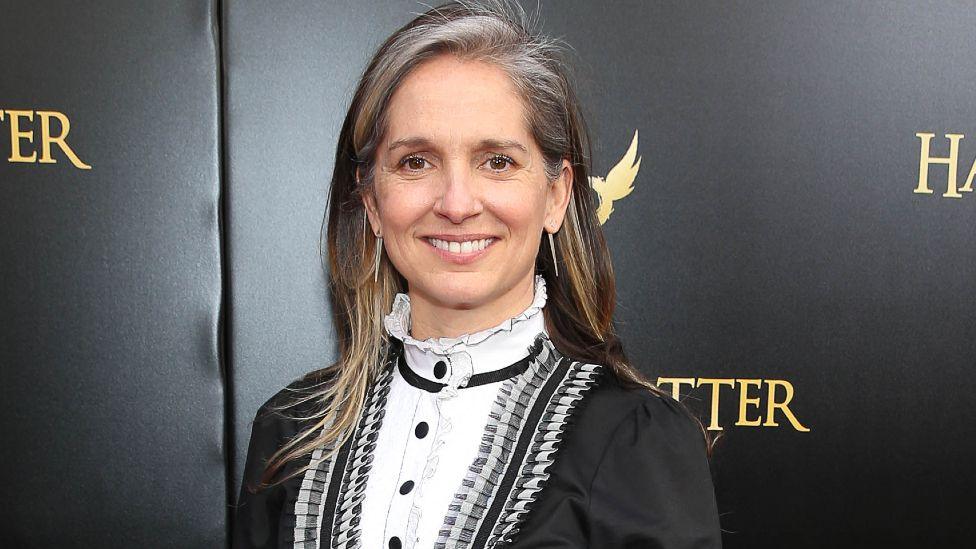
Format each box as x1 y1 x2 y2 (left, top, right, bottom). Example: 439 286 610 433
253 0 713 493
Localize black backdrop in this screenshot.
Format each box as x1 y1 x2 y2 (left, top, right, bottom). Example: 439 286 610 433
2 1 974 547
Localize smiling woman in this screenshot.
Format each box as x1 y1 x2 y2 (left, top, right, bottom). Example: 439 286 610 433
232 1 722 548
363 54 572 334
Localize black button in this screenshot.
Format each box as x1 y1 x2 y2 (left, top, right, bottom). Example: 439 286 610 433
399 480 415 495
433 360 447 379
415 421 429 438
389 537 401 549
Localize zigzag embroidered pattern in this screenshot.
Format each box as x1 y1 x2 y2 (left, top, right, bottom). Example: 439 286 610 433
293 420 337 548
489 359 601 546
331 369 393 548
435 335 602 548
291 365 394 549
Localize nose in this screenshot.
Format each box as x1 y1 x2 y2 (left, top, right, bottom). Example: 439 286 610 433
432 163 483 224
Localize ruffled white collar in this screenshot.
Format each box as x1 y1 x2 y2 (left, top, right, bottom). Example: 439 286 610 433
384 274 548 389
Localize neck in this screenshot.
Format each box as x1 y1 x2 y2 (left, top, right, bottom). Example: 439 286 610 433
383 273 550 390
407 272 536 340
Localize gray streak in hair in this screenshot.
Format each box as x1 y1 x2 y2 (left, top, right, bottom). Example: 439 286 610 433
352 0 585 191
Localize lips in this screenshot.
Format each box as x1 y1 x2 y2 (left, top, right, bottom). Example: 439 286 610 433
426 237 494 254
422 235 498 264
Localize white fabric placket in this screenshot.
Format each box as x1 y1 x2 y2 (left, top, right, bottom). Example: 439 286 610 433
360 274 549 548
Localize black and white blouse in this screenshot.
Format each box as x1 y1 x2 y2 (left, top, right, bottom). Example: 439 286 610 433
233 275 722 548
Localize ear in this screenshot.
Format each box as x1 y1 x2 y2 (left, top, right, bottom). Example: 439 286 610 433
358 167 382 237
545 158 574 232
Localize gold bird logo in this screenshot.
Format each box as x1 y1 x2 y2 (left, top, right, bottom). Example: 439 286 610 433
589 129 641 225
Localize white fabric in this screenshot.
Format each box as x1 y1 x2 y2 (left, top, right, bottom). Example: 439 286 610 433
360 274 549 549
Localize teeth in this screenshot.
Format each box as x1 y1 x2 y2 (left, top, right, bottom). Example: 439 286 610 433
427 237 494 253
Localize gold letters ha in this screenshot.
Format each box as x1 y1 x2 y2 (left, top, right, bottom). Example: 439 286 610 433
914 132 974 198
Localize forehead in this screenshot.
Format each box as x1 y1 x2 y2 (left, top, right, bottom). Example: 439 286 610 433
382 55 531 149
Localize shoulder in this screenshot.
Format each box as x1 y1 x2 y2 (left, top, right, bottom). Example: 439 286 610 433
537 357 711 489
238 370 339 490
513 360 720 546
249 368 337 436
566 362 706 456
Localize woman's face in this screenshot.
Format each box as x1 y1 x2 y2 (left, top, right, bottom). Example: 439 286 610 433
362 54 573 318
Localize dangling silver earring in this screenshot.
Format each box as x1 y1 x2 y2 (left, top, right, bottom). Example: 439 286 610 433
363 207 382 284
548 229 559 278
373 234 383 284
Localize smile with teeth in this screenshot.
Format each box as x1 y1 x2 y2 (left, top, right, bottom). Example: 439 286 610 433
426 237 495 254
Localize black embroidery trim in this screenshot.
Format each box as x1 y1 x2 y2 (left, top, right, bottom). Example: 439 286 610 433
330 366 393 548
433 333 603 548
489 360 606 546
472 356 569 547
434 334 557 546
291 348 397 549
320 431 355 545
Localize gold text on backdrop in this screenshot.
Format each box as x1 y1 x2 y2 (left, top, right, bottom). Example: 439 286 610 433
657 377 811 432
0 109 91 169
914 132 974 198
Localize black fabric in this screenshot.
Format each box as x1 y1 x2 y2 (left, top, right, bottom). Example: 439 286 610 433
231 375 330 549
321 419 356 544
232 363 721 548
509 370 722 548
476 356 570 546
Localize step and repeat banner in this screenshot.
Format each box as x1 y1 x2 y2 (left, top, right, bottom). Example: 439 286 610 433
3 1 974 547
0 1 225 547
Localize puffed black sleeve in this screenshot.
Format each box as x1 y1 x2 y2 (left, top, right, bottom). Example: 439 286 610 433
232 378 316 549
587 393 722 548
231 393 288 549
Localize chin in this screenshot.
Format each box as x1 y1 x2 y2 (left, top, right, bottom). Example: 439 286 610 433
422 274 495 309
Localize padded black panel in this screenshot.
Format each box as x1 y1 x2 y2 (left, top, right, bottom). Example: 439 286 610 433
222 0 418 507
0 2 224 547
2 1 974 547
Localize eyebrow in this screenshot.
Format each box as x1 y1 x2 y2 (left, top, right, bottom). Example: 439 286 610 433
387 136 528 154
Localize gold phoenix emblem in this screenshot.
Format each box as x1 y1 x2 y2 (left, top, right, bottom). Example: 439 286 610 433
589 129 641 225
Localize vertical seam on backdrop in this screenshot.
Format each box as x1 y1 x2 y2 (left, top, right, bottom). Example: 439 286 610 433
211 0 234 547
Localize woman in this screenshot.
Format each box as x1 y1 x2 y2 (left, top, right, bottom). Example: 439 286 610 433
233 1 722 547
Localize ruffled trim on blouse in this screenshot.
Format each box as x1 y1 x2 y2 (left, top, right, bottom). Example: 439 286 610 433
383 274 548 355
384 275 547 548
404 381 459 547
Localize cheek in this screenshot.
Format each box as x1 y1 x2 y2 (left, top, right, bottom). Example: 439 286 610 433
376 186 431 233
488 191 546 239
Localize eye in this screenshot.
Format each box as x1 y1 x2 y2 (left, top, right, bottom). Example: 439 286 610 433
397 154 431 172
484 154 516 172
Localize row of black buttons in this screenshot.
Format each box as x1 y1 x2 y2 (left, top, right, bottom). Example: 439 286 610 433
389 360 445 549
389 410 435 548
389 478 413 547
